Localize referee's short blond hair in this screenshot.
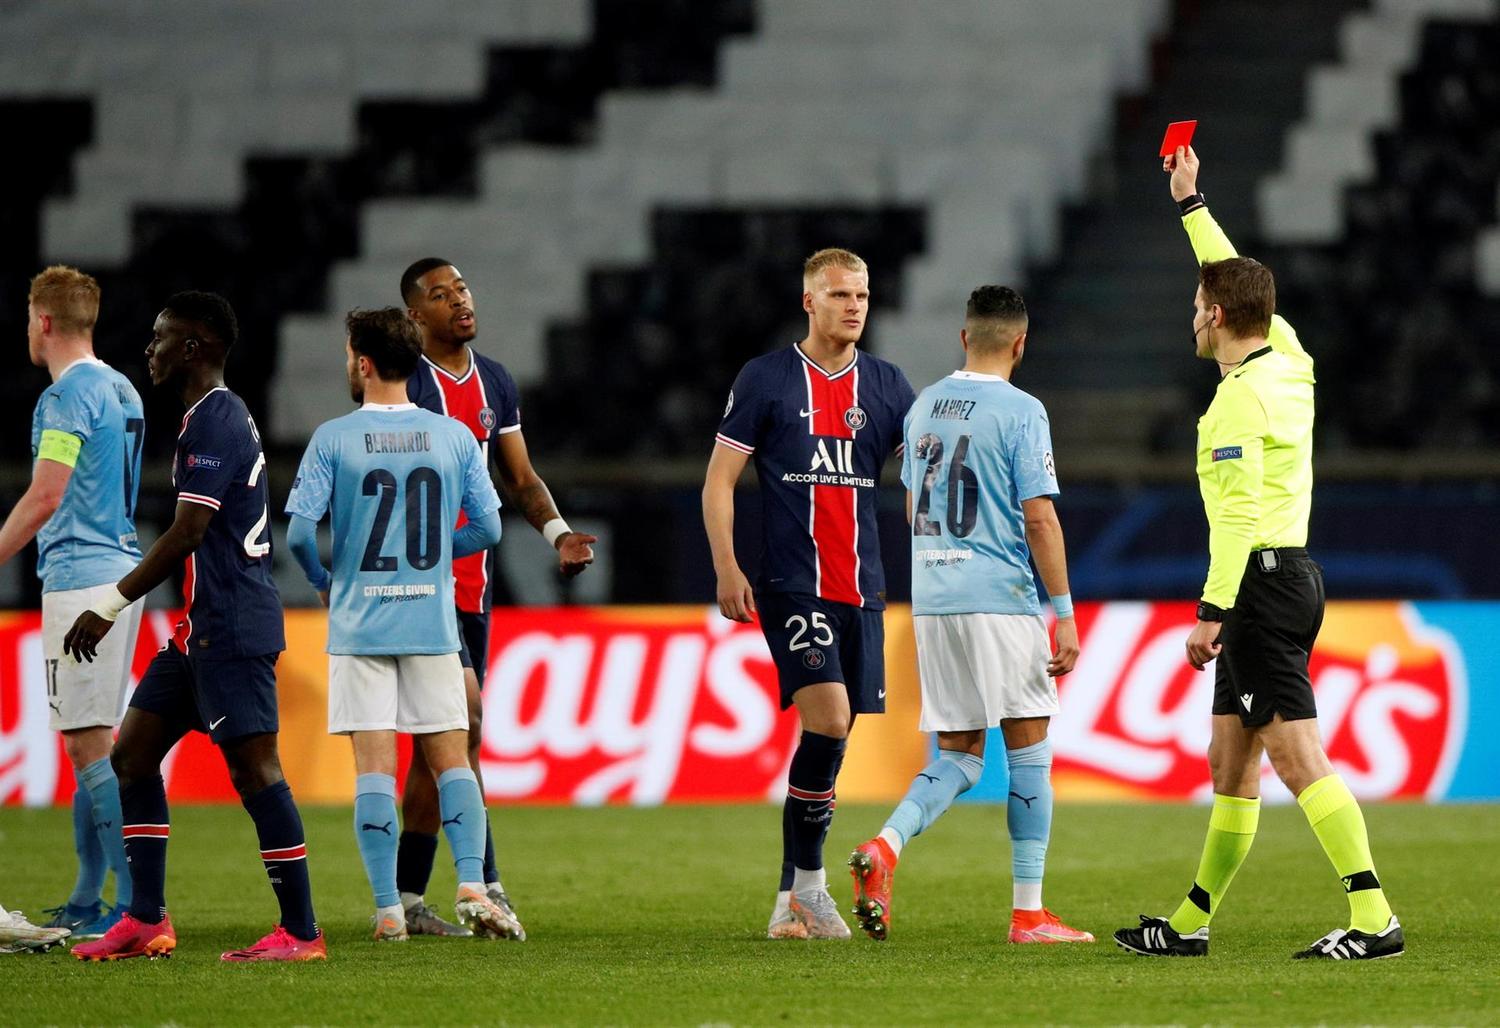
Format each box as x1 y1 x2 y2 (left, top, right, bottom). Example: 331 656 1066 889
29 265 101 336
803 248 868 291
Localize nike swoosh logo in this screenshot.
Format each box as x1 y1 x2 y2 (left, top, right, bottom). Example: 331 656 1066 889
799 408 820 418
878 689 886 699
209 715 227 730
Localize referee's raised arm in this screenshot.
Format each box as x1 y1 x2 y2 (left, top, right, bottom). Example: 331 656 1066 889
1165 145 1309 359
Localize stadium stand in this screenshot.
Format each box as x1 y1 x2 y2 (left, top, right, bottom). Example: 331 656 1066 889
272 0 1168 445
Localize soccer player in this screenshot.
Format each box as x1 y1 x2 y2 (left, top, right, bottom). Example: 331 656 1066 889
0 906 70 954
67 292 325 962
1113 147 1402 961
0 267 143 940
391 258 595 937
703 248 916 939
848 286 1091 945
284 308 519 941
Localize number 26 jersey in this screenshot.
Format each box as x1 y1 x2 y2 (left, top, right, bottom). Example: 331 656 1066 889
285 403 501 655
715 344 915 610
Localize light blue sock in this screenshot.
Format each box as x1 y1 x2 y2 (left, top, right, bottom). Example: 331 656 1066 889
1007 739 1054 890
882 749 985 848
354 773 400 908
67 786 106 909
80 756 131 909
437 767 486 885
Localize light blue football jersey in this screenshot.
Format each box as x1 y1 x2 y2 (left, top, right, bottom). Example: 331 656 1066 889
30 359 145 592
900 371 1059 616
285 404 501 655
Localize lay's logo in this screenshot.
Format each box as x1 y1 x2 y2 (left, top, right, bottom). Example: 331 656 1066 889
1212 446 1243 462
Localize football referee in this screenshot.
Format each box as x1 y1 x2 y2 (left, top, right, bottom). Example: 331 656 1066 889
1113 146 1403 961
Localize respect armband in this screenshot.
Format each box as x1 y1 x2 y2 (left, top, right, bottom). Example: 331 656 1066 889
36 429 83 468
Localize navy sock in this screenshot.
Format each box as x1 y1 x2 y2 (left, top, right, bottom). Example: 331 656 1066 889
68 787 106 909
778 801 795 892
783 731 847 873
484 817 500 886
81 756 132 909
242 780 319 941
396 830 439 898
120 775 170 924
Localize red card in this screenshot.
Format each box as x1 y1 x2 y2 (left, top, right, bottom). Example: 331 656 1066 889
1159 120 1197 158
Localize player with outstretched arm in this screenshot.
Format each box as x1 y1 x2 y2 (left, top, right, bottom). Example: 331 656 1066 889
1113 146 1402 961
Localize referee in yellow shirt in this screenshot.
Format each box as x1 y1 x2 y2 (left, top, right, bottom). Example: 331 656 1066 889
1113 146 1403 961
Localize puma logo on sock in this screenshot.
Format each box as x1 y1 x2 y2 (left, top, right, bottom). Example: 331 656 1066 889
1009 792 1038 808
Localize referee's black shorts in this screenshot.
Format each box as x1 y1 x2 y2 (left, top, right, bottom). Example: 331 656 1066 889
1212 547 1325 728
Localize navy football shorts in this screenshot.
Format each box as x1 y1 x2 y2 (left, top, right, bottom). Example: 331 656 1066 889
129 645 280 745
756 591 886 714
455 609 490 688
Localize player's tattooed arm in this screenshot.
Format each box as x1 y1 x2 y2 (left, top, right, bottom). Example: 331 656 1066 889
494 429 597 578
63 500 215 662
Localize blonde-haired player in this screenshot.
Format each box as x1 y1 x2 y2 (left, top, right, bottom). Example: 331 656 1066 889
704 248 916 938
0 267 144 939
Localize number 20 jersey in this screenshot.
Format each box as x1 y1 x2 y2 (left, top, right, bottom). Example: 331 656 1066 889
900 371 1059 617
715 344 915 610
285 404 501 656
171 387 284 658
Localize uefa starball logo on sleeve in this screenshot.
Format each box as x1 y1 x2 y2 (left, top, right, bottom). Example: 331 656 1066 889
1047 602 1468 801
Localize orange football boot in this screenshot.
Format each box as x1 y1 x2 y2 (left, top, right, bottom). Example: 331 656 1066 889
221 924 327 962
1009 907 1095 944
73 912 176 961
848 837 898 941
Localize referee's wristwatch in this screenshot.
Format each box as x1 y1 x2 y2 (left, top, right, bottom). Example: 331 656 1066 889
1196 600 1226 622
1177 192 1206 215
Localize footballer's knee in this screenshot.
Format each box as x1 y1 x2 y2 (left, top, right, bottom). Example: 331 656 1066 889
223 736 285 798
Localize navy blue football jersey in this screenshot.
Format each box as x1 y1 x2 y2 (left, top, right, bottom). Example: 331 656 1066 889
170 387 285 658
407 349 520 613
715 344 915 610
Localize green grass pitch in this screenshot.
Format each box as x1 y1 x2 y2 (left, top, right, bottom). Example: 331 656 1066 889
2 801 1496 1025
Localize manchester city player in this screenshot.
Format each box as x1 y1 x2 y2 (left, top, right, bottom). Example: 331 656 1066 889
703 248 916 939
68 292 324 963
848 286 1090 945
285 308 519 941
0 266 143 938
1114 147 1401 961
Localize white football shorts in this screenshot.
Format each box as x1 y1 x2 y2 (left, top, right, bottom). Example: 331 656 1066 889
41 583 143 732
913 612 1058 732
327 652 467 735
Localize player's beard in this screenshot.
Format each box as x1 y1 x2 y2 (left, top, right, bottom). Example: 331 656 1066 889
348 372 364 405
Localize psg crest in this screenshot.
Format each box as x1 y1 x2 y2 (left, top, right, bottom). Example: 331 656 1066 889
802 648 827 670
478 406 497 431
843 406 867 431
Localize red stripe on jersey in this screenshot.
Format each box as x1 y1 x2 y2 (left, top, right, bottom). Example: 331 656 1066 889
804 363 863 606
428 358 491 612
123 824 170 839
787 785 835 801
171 553 197 653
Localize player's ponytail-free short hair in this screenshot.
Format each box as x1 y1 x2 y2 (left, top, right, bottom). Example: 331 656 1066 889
163 291 238 352
1199 257 1275 339
964 285 1028 352
346 307 422 382
29 265 101 336
803 248 868 291
400 257 455 306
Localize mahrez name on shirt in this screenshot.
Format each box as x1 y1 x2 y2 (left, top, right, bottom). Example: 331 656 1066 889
364 431 432 454
929 398 977 421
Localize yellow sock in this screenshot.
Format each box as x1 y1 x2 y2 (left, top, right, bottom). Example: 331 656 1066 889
1167 794 1259 935
1298 774 1394 934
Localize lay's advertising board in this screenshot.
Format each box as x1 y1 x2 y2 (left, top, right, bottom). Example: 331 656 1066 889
0 603 1494 807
